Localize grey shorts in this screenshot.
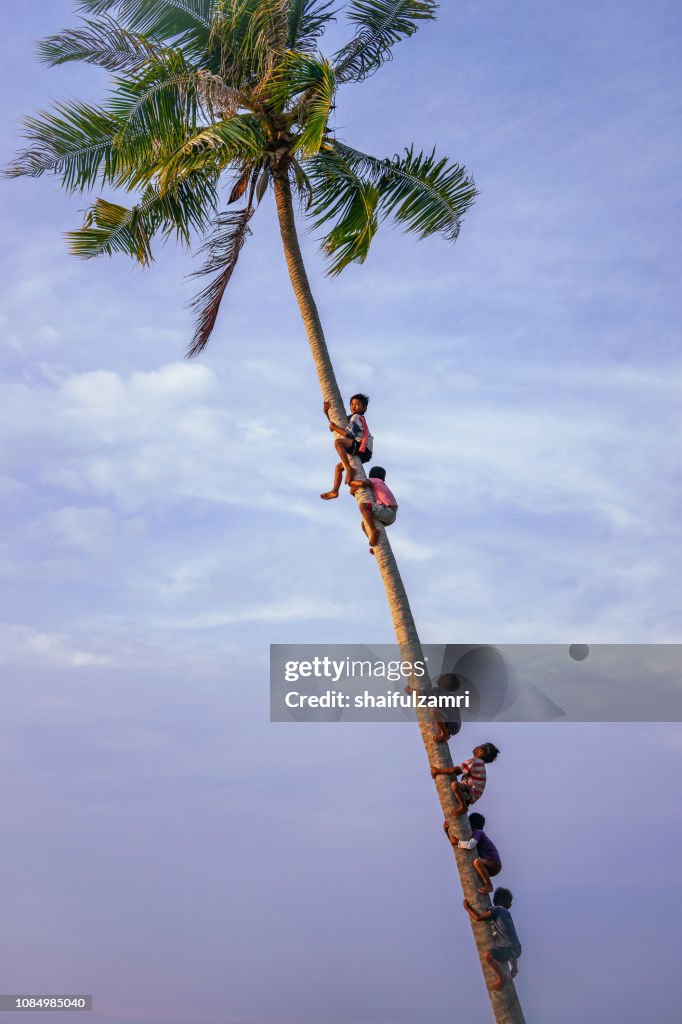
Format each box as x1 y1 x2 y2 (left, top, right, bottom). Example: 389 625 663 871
372 504 397 526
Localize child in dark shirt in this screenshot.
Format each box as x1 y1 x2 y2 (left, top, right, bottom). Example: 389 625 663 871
463 887 522 990
320 394 373 496
444 812 502 894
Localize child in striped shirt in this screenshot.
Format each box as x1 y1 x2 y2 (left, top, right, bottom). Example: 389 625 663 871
431 743 499 815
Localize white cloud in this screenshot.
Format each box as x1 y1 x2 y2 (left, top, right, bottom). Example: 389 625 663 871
0 623 112 668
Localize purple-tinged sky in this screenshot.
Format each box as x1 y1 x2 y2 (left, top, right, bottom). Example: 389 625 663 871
1 2 681 1022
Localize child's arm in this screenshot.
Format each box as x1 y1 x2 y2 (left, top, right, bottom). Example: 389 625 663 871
430 764 462 779
323 400 347 435
349 479 372 494
463 899 493 922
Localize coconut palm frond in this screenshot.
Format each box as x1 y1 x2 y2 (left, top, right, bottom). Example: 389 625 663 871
334 0 437 82
109 49 201 140
151 114 265 191
335 141 477 241
188 204 254 356
307 148 380 274
287 0 337 51
268 52 335 156
76 0 213 37
37 15 163 71
2 100 146 191
67 174 219 262
239 0 291 72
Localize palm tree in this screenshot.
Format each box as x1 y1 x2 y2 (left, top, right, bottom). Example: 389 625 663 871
6 2 526 1020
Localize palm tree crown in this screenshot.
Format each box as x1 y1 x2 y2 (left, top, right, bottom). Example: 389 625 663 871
6 0 477 355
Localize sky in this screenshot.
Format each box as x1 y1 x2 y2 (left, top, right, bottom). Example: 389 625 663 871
0 2 681 1022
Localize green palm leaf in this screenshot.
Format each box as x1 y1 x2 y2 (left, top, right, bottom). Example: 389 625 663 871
2 101 147 191
37 15 163 71
152 114 266 191
77 0 212 36
307 148 379 273
334 0 437 82
307 141 476 272
268 52 336 157
336 141 477 241
286 0 337 51
67 174 219 262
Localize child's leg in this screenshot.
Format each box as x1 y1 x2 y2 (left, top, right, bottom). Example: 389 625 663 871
483 951 507 991
443 819 458 846
320 461 344 499
450 780 469 816
358 502 380 549
431 709 449 743
334 437 355 484
473 857 493 894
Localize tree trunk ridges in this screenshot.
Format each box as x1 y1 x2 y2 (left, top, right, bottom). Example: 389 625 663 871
273 171 526 1024
272 170 346 424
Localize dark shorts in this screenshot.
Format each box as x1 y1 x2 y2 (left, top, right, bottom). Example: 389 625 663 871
479 858 502 877
348 438 372 463
459 783 475 805
490 945 521 963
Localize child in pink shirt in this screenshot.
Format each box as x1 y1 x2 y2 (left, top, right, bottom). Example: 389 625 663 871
349 466 398 553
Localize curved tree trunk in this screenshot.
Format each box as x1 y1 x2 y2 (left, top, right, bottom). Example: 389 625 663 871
273 169 526 1024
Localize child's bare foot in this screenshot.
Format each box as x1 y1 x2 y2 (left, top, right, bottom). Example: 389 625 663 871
368 546 374 556
368 528 379 548
478 883 494 895
320 491 338 500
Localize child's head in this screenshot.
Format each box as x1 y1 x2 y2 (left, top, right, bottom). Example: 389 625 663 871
436 672 460 691
474 742 500 764
369 466 386 481
493 887 513 909
349 393 369 413
468 812 485 830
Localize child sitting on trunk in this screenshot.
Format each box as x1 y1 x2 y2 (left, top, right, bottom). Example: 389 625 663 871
320 394 373 497
348 466 398 553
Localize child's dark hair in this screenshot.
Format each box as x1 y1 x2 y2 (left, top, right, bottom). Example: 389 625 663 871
369 466 386 481
350 393 369 411
479 742 500 763
493 887 513 908
468 812 485 830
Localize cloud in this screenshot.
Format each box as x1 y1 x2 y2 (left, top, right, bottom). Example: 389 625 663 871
0 623 112 668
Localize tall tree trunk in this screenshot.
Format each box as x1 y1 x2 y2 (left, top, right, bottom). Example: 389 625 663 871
273 169 527 1024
